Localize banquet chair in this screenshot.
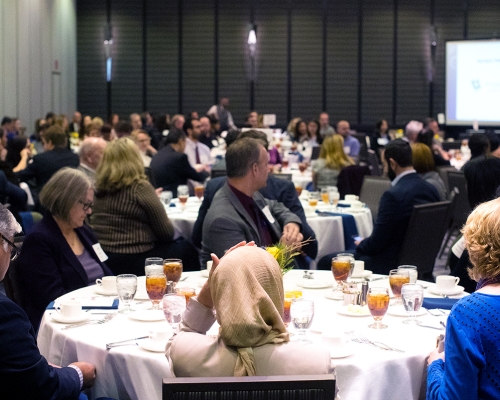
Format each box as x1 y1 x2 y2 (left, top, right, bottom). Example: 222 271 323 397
163 375 336 400
3 235 24 305
211 169 227 178
359 176 391 221
436 166 456 196
398 201 451 282
273 173 292 181
336 165 371 200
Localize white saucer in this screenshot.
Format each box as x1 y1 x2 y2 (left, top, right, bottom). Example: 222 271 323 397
350 270 373 279
337 305 371 317
330 344 354 359
325 291 344 300
138 339 169 352
428 285 464 296
200 269 209 278
296 280 333 289
50 312 91 324
128 310 165 322
387 305 427 317
94 287 118 296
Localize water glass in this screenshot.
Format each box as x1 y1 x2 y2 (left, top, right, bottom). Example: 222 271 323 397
145 264 167 310
328 187 340 208
308 191 319 208
398 265 418 283
160 191 173 206
116 274 137 314
367 287 390 329
163 293 187 333
290 298 314 344
401 283 424 324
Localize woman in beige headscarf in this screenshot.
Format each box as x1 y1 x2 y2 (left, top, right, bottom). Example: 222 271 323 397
167 242 333 377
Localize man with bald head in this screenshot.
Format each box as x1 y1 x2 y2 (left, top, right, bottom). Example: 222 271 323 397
336 120 360 157
77 137 107 181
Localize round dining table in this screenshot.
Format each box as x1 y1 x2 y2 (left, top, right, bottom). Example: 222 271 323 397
37 269 466 400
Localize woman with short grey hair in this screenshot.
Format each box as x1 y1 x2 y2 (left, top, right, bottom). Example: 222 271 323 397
17 167 113 332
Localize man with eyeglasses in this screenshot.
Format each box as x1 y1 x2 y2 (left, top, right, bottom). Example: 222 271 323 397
0 205 97 398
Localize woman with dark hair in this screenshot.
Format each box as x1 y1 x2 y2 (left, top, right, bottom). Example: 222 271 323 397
416 130 450 166
307 120 322 146
370 119 390 154
293 120 309 143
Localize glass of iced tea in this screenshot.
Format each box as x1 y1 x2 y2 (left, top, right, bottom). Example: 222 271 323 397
389 269 410 304
320 188 329 204
283 292 296 327
176 287 196 305
145 264 167 310
177 185 189 210
331 255 354 292
367 287 390 329
308 191 319 208
295 185 303 197
194 185 204 201
282 158 289 169
163 258 183 290
298 162 307 174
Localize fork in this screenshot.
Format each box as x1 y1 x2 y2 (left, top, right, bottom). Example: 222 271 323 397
62 312 117 330
345 331 404 353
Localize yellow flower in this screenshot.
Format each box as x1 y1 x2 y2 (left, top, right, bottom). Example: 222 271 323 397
266 247 280 258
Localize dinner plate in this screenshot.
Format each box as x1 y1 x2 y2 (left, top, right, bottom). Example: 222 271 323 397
128 310 165 322
296 280 333 289
330 343 354 359
427 285 464 296
325 291 344 300
337 305 371 317
350 270 373 279
387 306 427 317
50 312 91 324
94 287 118 296
138 339 169 353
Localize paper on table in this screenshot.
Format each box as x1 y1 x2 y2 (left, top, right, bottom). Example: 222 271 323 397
48 296 118 309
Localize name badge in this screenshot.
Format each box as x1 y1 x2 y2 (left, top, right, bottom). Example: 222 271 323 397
92 243 109 262
261 205 275 224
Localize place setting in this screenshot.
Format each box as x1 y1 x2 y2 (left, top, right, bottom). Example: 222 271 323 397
426 276 464 297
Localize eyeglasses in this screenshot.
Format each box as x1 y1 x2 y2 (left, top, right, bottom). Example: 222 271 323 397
79 201 94 211
1 234 20 261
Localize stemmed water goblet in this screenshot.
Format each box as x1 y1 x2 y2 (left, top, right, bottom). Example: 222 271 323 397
367 287 390 329
328 187 340 209
290 298 315 344
401 283 424 324
116 274 137 314
162 293 187 333
145 263 167 310
163 258 183 293
331 253 355 293
177 185 189 210
389 269 410 305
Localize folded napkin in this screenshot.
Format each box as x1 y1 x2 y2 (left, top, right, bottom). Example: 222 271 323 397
47 298 119 310
315 210 358 250
336 203 350 208
422 297 460 310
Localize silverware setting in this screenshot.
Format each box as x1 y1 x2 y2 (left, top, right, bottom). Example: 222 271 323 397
106 336 149 349
427 308 447 317
345 330 405 353
416 321 444 330
62 312 117 330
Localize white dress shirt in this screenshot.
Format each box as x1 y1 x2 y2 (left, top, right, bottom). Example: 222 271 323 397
184 138 212 167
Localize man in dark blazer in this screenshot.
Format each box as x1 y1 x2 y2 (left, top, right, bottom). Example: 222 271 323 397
17 125 79 193
318 139 440 274
201 138 304 265
150 129 210 197
0 205 96 398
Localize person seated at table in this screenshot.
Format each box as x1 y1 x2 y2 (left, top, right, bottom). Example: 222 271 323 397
336 120 360 157
293 120 309 143
167 243 333 377
150 128 210 198
411 142 447 200
311 134 354 190
89 138 200 276
461 133 490 171
0 205 97 399
16 168 113 332
427 197 500 400
370 119 390 156
416 130 450 167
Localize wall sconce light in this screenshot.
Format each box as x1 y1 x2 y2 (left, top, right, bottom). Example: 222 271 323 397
248 25 257 58
430 26 437 47
104 24 113 82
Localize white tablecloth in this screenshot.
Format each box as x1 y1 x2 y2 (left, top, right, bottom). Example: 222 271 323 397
166 198 373 262
37 270 467 400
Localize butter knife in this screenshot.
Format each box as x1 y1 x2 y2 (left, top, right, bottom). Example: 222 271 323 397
106 336 149 349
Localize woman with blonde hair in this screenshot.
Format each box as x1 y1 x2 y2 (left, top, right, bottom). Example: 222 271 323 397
312 134 354 189
89 137 200 275
411 142 446 200
427 197 500 399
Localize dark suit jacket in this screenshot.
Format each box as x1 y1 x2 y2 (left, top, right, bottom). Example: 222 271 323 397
0 294 81 399
150 145 209 197
200 183 302 265
355 172 440 274
17 213 113 331
192 176 318 264
17 148 79 191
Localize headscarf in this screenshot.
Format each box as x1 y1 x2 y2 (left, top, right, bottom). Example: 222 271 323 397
210 246 290 376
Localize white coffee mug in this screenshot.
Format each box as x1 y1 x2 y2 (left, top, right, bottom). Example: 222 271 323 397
321 331 347 353
56 300 82 319
149 326 172 346
344 194 359 203
350 200 363 210
435 275 460 290
352 260 365 277
206 261 213 274
96 276 117 293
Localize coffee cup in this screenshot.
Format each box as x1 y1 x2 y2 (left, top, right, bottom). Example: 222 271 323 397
96 276 117 293
322 331 348 354
207 261 213 274
350 200 363 210
435 275 460 291
352 260 365 277
344 194 359 203
56 300 82 319
149 326 172 347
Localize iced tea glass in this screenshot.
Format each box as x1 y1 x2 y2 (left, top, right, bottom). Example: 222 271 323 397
331 254 355 292
163 258 183 291
308 191 319 208
177 185 189 210
367 287 390 329
145 264 167 310
389 269 410 305
321 188 330 204
283 292 296 327
194 185 204 201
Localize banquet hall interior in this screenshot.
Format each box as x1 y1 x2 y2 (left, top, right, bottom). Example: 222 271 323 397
1 0 500 399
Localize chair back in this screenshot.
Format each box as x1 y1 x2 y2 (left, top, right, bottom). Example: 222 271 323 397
163 375 336 400
435 166 456 196
3 235 24 305
365 149 382 176
446 171 471 229
273 173 292 181
398 201 451 281
359 176 391 221
351 132 369 160
336 165 371 200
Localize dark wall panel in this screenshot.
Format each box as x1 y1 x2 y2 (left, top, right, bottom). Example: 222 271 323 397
361 0 394 126
219 0 251 126
396 0 431 124
254 0 288 126
290 0 322 121
146 0 179 114
182 0 215 116
468 0 500 39
76 0 107 118
326 0 359 125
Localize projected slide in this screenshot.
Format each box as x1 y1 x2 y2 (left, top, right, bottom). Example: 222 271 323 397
446 40 500 126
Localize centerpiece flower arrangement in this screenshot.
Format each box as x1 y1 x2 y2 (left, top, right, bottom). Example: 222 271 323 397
266 238 314 275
